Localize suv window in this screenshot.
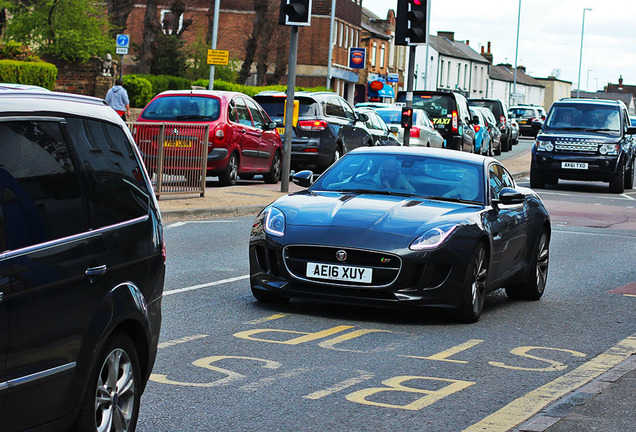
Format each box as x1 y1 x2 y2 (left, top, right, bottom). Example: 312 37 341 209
140 96 220 121
544 104 622 135
410 94 454 116
470 100 504 120
0 120 86 250
338 98 357 121
326 97 346 118
65 118 151 228
510 108 537 118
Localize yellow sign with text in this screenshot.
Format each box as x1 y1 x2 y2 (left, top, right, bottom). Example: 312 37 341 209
207 49 229 65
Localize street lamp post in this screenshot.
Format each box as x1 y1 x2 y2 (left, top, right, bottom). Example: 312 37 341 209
576 8 592 98
511 0 521 107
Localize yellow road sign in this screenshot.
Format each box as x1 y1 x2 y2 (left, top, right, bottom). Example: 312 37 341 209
207 49 229 65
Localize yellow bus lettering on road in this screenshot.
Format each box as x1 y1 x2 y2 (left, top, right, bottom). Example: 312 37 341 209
489 346 586 372
346 376 475 410
150 355 280 388
303 370 375 400
401 339 484 364
233 325 353 345
318 329 395 352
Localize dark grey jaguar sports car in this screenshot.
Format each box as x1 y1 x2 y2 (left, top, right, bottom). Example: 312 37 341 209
249 147 550 322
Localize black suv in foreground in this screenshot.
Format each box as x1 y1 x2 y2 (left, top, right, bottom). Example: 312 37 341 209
468 98 512 151
254 91 372 171
531 98 636 193
0 90 165 431
396 90 475 152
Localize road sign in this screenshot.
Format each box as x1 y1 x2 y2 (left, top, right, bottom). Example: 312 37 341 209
207 49 229 65
116 47 129 55
116 34 130 48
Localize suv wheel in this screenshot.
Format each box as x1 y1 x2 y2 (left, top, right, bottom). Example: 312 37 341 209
624 159 635 189
609 162 625 193
530 165 546 189
76 332 141 432
219 153 239 186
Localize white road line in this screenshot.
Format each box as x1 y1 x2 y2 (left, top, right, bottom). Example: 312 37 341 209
165 220 235 229
164 275 250 296
158 334 208 349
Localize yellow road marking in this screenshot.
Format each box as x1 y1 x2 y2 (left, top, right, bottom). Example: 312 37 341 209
624 294 636 298
401 339 484 364
303 370 375 400
463 334 636 432
158 334 208 349
243 313 291 325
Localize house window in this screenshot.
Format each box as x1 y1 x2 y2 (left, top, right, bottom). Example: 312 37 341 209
161 9 183 35
350 28 354 48
380 44 386 69
339 22 343 46
447 61 451 87
371 41 377 67
440 59 444 86
345 25 349 47
464 64 468 89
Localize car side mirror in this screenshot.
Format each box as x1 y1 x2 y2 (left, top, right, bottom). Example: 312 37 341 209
494 187 525 206
389 125 400 133
532 120 543 130
357 113 369 123
626 126 636 135
291 170 314 187
267 121 277 130
472 115 479 125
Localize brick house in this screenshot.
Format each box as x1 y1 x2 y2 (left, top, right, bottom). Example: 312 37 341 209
121 0 368 104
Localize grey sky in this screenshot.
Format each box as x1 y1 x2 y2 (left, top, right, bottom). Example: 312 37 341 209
361 0 636 91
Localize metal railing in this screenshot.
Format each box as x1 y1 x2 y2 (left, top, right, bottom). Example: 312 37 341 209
126 122 209 199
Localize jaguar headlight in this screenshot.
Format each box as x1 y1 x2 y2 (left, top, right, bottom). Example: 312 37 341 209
599 143 618 155
536 140 553 152
410 225 459 251
264 206 285 237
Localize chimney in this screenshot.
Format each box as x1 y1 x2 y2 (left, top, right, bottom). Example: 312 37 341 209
517 65 526 73
487 41 491 53
618 75 623 90
465 40 469 46
481 46 485 54
437 31 455 41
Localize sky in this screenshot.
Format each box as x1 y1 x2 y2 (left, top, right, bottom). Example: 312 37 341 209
361 0 636 91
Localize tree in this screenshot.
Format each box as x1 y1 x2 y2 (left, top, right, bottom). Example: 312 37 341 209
105 0 135 38
137 0 160 74
3 0 111 64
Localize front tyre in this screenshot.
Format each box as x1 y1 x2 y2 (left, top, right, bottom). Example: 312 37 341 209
530 165 546 189
624 159 634 190
75 333 141 432
263 151 281 184
455 243 488 323
506 229 549 300
609 162 625 193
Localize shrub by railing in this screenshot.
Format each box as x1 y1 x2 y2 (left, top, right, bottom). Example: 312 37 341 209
0 60 57 89
123 75 153 108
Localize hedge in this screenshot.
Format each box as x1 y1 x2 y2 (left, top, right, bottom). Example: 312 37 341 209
124 74 332 108
0 60 57 89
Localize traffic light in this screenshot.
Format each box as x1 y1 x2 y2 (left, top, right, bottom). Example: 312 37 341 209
279 0 312 26
401 107 413 129
395 0 428 45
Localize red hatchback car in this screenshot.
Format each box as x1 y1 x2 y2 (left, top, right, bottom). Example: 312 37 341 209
136 90 282 185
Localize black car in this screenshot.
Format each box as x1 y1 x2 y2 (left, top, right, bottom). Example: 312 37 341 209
249 147 550 323
254 91 372 171
355 107 400 146
396 90 475 152
531 98 636 193
0 90 165 431
509 105 545 137
468 98 512 151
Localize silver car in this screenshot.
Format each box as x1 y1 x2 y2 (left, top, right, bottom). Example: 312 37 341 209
375 107 444 148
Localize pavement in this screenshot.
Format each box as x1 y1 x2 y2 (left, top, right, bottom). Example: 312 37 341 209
156 147 636 432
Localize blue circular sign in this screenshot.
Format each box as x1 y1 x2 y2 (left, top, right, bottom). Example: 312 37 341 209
116 34 129 47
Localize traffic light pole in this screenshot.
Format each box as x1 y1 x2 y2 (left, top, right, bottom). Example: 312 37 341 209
281 25 298 193
403 45 416 147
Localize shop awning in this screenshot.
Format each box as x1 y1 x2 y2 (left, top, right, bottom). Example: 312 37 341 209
378 83 395 98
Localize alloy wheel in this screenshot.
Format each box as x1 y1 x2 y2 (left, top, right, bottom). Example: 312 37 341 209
471 246 488 316
95 348 136 432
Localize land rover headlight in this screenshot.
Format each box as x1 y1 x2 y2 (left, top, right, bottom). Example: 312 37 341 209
536 140 553 152
599 143 618 155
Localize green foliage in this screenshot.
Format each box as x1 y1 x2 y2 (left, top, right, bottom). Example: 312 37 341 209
191 79 332 97
150 33 188 77
0 42 41 62
0 60 57 89
4 0 111 64
134 74 191 95
122 75 153 108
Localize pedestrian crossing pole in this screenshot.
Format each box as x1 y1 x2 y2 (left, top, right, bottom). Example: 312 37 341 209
281 26 298 193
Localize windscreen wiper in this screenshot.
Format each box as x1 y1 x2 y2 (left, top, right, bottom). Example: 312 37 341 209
424 195 477 204
339 189 417 197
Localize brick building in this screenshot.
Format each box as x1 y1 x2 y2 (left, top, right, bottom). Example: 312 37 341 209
121 0 369 104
